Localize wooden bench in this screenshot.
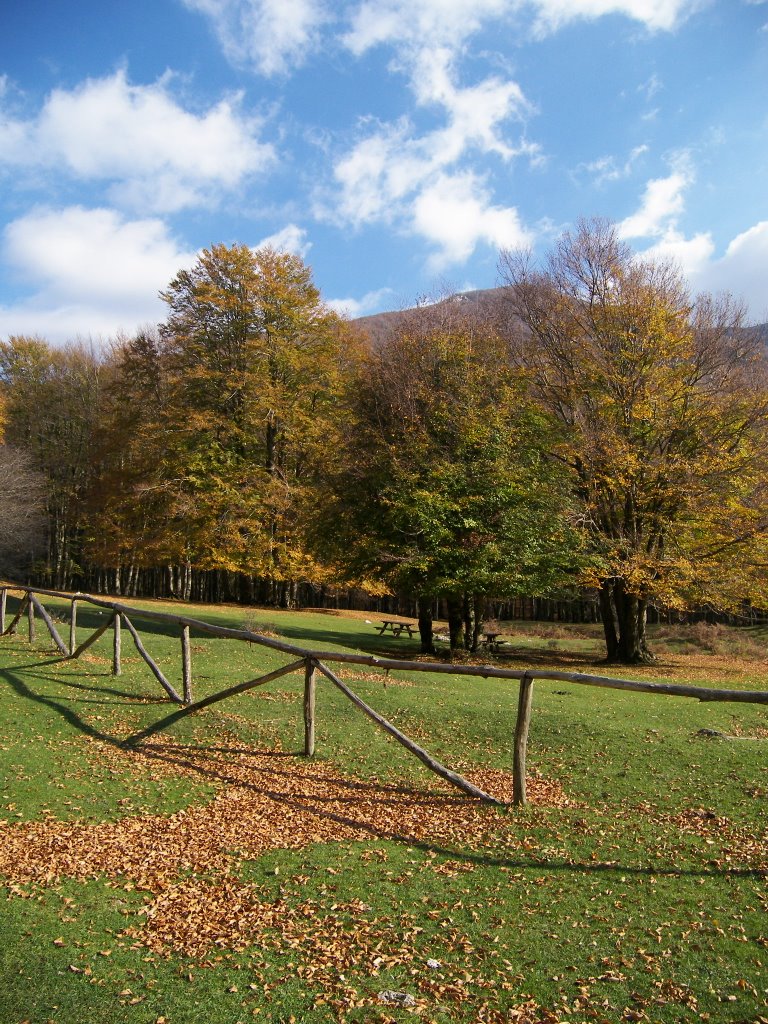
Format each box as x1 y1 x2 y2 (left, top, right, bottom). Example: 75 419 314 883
376 619 418 639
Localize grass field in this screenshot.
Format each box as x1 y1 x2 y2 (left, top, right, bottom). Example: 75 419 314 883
0 594 766 1024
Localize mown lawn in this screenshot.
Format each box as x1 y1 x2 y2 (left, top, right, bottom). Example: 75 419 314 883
0 593 766 1024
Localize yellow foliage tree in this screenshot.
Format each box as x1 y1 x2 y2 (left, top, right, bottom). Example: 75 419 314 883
500 218 768 663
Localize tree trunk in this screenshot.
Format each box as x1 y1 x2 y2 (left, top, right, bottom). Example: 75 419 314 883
599 578 654 663
446 595 464 650
598 580 620 662
417 596 435 654
462 593 476 652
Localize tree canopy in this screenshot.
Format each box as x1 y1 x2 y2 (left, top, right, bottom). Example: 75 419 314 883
500 218 768 662
317 301 581 649
88 244 360 602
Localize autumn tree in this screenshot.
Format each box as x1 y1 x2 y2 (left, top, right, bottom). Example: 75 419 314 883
0 337 107 589
500 218 768 663
0 445 46 578
81 329 181 595
146 243 359 603
318 301 580 652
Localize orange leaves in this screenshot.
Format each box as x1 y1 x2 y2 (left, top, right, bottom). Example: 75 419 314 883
0 740 572 891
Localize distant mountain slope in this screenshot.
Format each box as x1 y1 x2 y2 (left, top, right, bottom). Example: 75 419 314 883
354 287 509 346
355 286 768 349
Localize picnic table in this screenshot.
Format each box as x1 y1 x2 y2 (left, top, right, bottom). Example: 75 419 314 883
376 619 419 639
481 632 503 652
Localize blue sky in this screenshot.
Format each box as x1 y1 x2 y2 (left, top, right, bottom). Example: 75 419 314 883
1 0 767 344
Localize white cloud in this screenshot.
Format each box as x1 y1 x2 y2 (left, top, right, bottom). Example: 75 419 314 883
183 0 329 76
0 70 274 213
0 206 195 344
619 165 768 320
618 156 694 239
256 223 312 259
343 0 509 55
324 43 536 264
693 221 768 320
327 287 394 318
527 0 704 33
413 172 532 268
343 0 700 53
638 228 715 278
325 111 535 265
637 222 768 322
578 144 648 187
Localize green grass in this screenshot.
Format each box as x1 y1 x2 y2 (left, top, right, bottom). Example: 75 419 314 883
0 593 766 1023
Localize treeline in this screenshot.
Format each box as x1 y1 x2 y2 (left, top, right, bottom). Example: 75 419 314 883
2 220 768 663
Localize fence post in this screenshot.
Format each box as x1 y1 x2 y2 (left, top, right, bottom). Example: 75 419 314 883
513 672 534 806
181 625 192 704
69 599 78 656
27 593 35 644
112 612 122 676
304 658 316 756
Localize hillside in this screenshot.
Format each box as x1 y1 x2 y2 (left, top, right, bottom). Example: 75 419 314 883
355 285 768 348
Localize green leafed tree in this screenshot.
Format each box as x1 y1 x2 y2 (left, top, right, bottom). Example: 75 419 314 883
316 301 581 651
500 217 768 663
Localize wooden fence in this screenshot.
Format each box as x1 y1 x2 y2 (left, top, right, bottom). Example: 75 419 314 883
2 582 767 807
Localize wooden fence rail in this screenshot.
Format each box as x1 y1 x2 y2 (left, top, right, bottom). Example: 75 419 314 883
2 581 767 806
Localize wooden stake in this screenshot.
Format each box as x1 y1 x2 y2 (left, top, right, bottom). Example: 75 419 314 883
69 599 78 656
113 613 122 676
513 673 534 806
181 625 192 704
29 594 68 655
3 595 28 637
315 660 502 805
27 595 35 644
121 614 183 704
70 614 115 659
304 658 316 756
0 588 6 634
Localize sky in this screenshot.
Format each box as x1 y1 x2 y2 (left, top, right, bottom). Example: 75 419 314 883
0 0 767 345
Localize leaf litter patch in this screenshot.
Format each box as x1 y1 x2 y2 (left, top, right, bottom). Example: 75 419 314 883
0 738 575 890
1 738 765 1021
0 739 578 1022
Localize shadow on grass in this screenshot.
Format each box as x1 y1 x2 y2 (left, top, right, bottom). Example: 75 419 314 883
1 659 168 703
0 665 131 751
2 655 765 884
117 736 768 882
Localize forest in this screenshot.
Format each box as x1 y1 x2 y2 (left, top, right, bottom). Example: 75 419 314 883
2 218 768 664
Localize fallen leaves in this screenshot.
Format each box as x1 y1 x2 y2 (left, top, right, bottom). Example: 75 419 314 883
0 739 579 1021
0 739 572 890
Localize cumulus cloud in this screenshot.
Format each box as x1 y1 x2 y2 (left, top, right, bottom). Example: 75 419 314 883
618 162 768 320
183 0 329 76
527 0 703 33
327 287 394 318
638 223 768 322
692 221 768 320
0 70 274 213
325 108 535 265
618 156 694 239
413 172 532 268
256 223 312 259
638 228 715 278
343 0 700 53
324 36 535 265
0 206 195 344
